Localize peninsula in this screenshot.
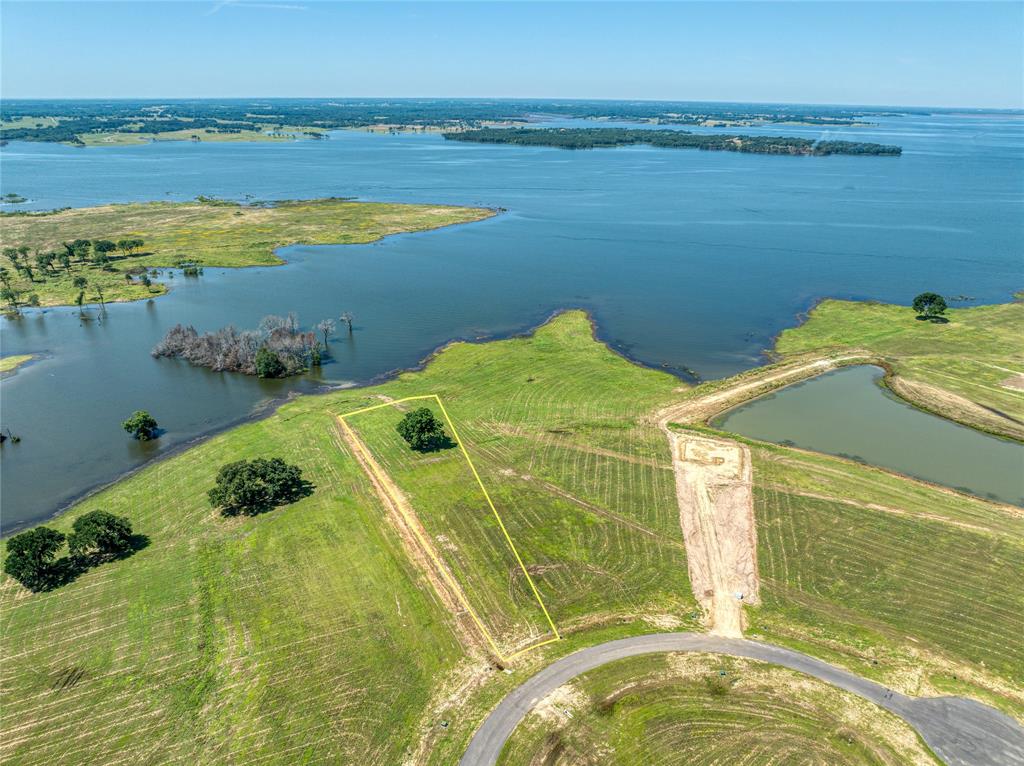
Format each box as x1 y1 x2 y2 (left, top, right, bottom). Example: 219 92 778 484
0 197 494 308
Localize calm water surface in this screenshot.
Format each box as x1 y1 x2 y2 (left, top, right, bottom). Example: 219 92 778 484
1 114 1022 527
714 365 1024 506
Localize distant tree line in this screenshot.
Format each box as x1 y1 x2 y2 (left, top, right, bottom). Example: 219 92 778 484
444 128 902 156
0 99 907 145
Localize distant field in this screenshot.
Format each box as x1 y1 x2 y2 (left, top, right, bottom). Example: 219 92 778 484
776 299 1024 439
0 354 32 374
0 197 494 307
76 127 319 146
498 652 939 765
2 310 1020 764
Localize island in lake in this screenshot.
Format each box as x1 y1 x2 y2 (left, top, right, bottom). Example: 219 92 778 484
444 128 902 156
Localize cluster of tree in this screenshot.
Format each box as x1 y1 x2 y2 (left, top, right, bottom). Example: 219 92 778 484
152 313 333 378
0 99 912 145
0 236 146 312
3 511 140 592
208 458 313 515
396 408 454 452
444 129 902 156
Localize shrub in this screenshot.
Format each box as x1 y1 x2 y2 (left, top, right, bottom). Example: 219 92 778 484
208 458 312 516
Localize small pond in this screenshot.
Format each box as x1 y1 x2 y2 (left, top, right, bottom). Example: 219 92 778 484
713 365 1024 506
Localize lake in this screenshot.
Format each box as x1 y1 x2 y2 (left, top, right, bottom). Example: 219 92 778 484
1 112 1022 528
713 365 1024 506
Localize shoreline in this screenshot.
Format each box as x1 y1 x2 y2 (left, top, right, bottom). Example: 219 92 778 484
6 295 1019 534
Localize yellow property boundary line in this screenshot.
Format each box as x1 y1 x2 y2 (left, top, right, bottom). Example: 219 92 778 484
337 394 560 663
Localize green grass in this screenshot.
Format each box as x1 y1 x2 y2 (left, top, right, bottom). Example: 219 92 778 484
776 299 1024 438
0 354 32 374
2 310 1021 763
75 128 319 146
0 197 495 307
0 312 699 765
746 442 1024 711
498 653 939 766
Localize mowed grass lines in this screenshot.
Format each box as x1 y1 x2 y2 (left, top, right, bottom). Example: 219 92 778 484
1 311 697 765
749 445 1024 700
0 408 466 765
330 311 699 632
340 399 556 658
498 653 938 766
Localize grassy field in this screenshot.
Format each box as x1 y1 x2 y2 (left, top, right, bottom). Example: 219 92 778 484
739 436 1024 713
776 299 1024 439
0 354 33 374
0 312 700 765
498 652 939 765
2 310 1021 763
0 197 494 307
76 128 321 147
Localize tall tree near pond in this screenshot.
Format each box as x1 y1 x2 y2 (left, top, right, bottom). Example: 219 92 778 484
1 286 21 312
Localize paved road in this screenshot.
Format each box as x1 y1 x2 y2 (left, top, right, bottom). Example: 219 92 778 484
460 633 1024 766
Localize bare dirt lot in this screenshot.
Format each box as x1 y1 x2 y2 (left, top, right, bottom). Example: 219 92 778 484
666 433 759 637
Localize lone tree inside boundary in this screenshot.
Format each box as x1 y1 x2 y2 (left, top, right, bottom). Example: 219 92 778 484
396 407 452 452
122 410 159 440
912 292 948 320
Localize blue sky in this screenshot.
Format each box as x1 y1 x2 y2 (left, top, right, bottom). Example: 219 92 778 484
2 1 1021 108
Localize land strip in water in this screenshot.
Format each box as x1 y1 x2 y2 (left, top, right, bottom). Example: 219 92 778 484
2 308 1021 765
444 128 902 155
0 197 494 308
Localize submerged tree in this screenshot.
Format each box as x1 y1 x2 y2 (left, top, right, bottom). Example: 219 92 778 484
339 311 354 333
316 318 336 348
122 410 159 440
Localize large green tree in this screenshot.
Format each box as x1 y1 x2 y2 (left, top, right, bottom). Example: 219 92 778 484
122 410 159 440
912 292 947 318
3 527 66 591
395 407 451 452
68 510 134 561
208 458 312 516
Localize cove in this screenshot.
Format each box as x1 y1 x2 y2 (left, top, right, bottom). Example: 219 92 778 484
712 365 1024 506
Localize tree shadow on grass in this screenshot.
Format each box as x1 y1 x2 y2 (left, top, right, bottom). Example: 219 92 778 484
914 315 950 324
27 534 152 593
219 480 316 517
412 434 458 454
